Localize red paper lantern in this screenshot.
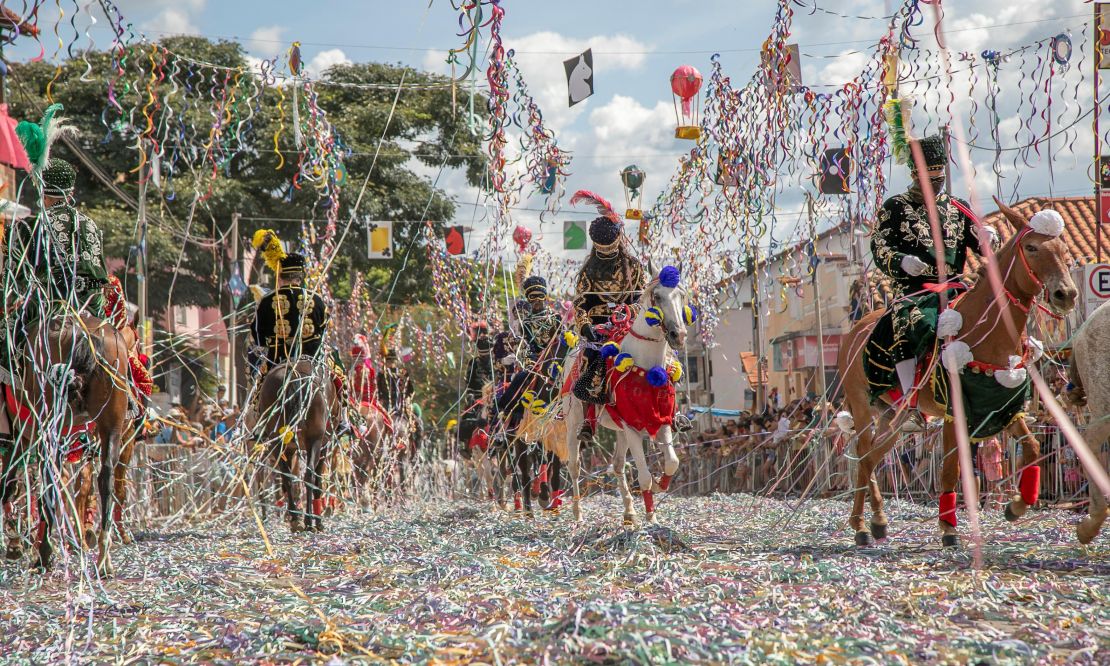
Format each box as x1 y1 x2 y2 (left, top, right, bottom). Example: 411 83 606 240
512 225 532 252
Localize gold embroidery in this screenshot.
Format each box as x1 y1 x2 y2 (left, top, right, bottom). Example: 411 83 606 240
274 319 291 338
296 293 313 312
273 294 290 317
302 319 316 338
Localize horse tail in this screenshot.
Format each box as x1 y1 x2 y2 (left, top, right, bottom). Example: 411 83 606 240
47 322 98 414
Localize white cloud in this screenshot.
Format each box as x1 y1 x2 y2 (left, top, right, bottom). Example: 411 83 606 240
143 8 199 36
306 49 352 76
248 26 287 57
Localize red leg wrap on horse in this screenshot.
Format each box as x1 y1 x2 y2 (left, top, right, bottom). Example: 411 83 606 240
658 474 672 492
939 491 958 528
312 498 325 516
113 504 123 525
328 497 338 509
35 519 46 545
1019 466 1041 506
642 490 654 514
538 464 548 483
531 477 542 496
513 493 522 511
549 489 563 509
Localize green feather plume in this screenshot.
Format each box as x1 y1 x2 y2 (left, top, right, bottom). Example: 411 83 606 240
883 98 908 166
15 103 71 172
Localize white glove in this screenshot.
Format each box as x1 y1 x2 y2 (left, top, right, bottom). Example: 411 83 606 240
979 225 999 250
901 255 929 276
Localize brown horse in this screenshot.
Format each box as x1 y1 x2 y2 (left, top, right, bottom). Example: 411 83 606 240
0 315 129 574
837 198 1077 548
256 359 336 532
346 401 392 508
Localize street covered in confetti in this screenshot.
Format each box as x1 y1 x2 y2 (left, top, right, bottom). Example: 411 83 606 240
2 496 1108 663
2 0 1110 663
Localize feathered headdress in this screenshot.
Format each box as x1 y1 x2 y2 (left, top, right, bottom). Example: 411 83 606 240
251 228 287 273
379 323 398 357
15 103 76 175
570 189 620 223
514 253 534 291
882 97 909 166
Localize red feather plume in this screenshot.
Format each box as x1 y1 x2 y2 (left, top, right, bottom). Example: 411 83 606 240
570 189 620 222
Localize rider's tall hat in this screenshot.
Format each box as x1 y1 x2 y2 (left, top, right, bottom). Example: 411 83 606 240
883 97 947 172
522 275 548 301
15 103 78 197
571 190 624 254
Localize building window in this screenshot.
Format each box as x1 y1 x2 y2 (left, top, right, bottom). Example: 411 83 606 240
175 305 187 326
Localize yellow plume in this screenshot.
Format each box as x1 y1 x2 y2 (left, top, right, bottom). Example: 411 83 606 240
251 229 287 273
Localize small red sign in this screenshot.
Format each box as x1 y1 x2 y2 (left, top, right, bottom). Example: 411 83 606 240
1101 192 1110 225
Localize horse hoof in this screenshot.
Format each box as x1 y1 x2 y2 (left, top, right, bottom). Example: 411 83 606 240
622 516 635 527
854 531 872 547
1077 519 1100 545
84 530 97 549
1004 504 1020 523
5 545 22 561
870 522 888 541
941 533 960 549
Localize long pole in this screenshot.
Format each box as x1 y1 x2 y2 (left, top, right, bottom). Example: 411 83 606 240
229 212 240 406
750 242 765 413
808 193 828 412
1097 2 1103 262
137 146 149 359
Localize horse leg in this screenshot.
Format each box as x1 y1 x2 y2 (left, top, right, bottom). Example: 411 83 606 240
36 450 63 571
1004 418 1041 523
546 454 564 513
1 444 24 560
937 421 961 548
612 432 635 526
277 448 303 532
654 426 679 493
74 463 96 548
114 428 138 545
626 431 656 524
1077 422 1110 544
514 441 532 516
306 440 325 533
565 399 584 521
95 429 121 578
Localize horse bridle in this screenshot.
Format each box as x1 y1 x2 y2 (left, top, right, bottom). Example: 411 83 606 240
1003 227 1064 321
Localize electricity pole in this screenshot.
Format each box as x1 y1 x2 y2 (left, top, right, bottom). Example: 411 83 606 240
137 146 150 358
229 212 240 405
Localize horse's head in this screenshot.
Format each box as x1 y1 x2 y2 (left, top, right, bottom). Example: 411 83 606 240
643 265 694 350
993 197 1078 315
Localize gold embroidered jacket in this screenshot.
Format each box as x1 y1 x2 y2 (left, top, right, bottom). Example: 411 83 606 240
572 252 647 329
251 285 327 363
871 192 985 295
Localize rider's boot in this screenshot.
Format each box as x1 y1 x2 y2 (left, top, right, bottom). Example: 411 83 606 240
894 358 926 432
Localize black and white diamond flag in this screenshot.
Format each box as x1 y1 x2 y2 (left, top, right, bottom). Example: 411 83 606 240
563 48 594 107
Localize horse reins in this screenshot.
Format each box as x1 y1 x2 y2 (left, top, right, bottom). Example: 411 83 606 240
1006 227 1064 321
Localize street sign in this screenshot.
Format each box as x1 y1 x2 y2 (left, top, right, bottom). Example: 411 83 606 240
1089 264 1110 298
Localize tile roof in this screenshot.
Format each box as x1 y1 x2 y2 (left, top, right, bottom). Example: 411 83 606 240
975 196 1098 270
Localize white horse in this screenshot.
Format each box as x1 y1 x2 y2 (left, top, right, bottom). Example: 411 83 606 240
1063 299 1110 544
560 268 691 525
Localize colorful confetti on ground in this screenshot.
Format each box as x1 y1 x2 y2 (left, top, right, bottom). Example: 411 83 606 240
1 495 1107 663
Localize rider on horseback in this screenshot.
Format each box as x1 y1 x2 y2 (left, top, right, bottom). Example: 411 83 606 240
248 232 331 415
867 131 998 427
567 191 647 443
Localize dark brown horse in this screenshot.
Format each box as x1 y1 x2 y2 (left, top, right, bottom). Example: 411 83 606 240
837 199 1077 548
256 359 336 532
1 315 129 574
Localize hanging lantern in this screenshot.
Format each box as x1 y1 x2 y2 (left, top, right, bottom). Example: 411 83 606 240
670 65 702 140
620 164 645 220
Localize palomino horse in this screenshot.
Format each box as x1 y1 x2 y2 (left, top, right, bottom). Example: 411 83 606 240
1061 300 1110 544
561 269 690 525
256 359 337 532
1 315 129 574
837 198 1077 547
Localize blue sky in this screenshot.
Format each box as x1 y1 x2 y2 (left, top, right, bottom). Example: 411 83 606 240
7 0 1098 266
